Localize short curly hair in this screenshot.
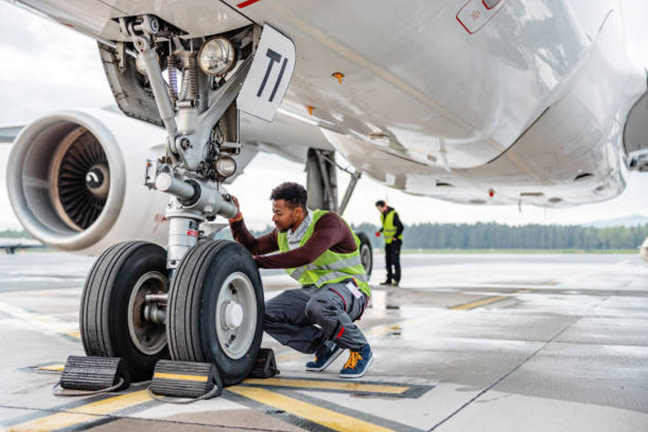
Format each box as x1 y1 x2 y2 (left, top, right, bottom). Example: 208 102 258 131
270 182 308 210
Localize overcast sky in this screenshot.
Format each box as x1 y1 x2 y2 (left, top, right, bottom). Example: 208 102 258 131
2 1 648 230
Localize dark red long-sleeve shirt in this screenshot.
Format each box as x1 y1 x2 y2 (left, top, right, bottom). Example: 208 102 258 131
230 212 357 269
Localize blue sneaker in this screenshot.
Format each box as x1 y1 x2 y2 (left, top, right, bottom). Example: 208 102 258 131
305 344 344 372
339 344 373 378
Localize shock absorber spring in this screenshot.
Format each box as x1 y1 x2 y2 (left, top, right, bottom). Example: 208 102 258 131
167 55 178 101
188 53 198 101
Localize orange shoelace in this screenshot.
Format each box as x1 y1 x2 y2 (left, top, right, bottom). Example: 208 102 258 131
343 351 362 369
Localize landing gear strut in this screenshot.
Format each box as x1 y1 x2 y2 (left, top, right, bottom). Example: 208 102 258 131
80 16 266 384
305 148 372 278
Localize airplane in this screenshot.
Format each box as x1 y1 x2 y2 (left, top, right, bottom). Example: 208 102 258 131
0 237 45 254
3 0 648 386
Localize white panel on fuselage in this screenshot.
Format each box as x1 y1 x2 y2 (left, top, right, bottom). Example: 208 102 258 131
15 0 251 41
222 0 612 171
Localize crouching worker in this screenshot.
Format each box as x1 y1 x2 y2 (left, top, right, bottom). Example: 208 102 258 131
229 182 373 378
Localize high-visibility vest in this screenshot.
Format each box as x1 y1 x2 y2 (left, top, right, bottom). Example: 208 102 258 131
381 208 403 244
277 210 370 297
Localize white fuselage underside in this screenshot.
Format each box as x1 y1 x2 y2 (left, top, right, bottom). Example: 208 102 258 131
12 0 647 207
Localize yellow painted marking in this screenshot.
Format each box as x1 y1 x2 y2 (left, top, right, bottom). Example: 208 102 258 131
153 372 208 382
242 377 409 394
9 390 151 431
366 315 434 338
66 331 81 339
229 386 396 432
37 364 64 372
0 301 79 341
451 295 509 311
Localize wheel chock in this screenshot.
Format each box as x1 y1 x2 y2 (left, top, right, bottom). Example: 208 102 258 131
149 360 223 403
249 348 280 378
55 356 130 396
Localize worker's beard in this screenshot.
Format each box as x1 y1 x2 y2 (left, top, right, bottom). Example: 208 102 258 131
275 221 291 233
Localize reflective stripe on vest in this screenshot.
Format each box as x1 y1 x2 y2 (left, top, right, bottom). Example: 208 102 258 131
278 209 370 297
381 208 402 245
290 254 364 280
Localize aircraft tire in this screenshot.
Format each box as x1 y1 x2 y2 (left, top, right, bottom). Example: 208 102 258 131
357 232 373 279
167 240 264 386
80 241 170 382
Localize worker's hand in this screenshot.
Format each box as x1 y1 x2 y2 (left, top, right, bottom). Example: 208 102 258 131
228 195 243 223
230 195 240 211
375 230 381 237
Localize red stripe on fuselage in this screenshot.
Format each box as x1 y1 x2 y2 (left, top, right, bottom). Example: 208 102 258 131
237 0 261 8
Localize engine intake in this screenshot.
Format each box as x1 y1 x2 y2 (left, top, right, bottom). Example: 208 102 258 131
7 109 169 254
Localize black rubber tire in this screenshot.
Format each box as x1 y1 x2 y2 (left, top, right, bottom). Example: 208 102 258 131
80 241 170 382
167 240 264 386
356 232 373 279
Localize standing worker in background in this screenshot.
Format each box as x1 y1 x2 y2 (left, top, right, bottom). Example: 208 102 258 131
229 182 373 378
375 200 404 287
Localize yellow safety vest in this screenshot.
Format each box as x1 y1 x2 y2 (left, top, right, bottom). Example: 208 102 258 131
381 208 403 244
277 210 370 297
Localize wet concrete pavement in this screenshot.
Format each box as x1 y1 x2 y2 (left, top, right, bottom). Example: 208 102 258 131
1 252 647 431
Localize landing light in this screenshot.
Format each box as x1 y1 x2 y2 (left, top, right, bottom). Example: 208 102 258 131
198 37 236 77
215 156 237 178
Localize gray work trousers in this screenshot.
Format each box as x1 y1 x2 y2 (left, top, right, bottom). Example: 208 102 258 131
264 280 368 354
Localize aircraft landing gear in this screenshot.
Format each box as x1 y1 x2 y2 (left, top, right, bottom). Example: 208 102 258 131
356 232 373 279
306 148 372 278
77 15 274 386
81 241 169 382
166 240 263 385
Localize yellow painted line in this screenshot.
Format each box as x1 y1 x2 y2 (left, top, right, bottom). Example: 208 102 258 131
451 289 529 311
229 386 396 432
8 390 151 431
154 372 208 382
450 295 509 311
37 364 65 372
242 377 409 395
366 315 434 338
0 301 79 341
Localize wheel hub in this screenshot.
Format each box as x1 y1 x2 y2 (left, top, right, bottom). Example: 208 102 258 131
215 271 257 359
127 271 168 356
224 301 243 329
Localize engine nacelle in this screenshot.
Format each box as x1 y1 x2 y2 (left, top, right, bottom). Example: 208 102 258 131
7 108 170 255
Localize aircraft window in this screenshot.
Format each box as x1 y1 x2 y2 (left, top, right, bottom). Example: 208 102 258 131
483 0 502 9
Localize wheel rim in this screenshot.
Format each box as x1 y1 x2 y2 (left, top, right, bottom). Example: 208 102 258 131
215 271 257 359
127 271 168 355
360 244 372 272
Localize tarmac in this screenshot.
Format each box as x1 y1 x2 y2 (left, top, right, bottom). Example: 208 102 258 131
1 251 647 431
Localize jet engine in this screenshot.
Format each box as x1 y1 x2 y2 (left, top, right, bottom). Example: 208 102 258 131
6 108 170 255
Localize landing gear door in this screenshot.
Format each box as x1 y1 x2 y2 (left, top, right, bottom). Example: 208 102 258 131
237 25 295 122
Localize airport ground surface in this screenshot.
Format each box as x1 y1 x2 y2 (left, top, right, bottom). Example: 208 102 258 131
1 251 647 431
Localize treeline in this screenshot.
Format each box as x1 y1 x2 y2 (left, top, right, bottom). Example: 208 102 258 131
0 229 32 239
4 223 646 250
351 222 648 250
